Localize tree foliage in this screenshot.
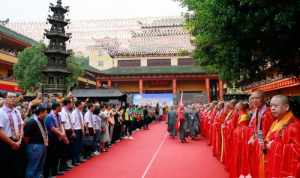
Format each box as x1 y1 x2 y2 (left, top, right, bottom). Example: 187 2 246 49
13 43 47 92
178 0 300 85
65 55 87 90
14 43 86 93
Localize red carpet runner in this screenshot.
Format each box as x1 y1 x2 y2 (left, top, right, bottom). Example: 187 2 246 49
59 123 228 178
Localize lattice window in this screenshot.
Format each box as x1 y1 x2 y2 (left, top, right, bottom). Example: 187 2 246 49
178 58 195 66
118 59 141 67
147 59 171 66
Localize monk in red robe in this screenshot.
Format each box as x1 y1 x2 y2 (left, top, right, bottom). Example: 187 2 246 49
230 101 250 178
208 102 218 145
202 104 211 137
212 100 237 161
211 102 225 157
222 100 238 168
265 95 300 178
280 117 300 178
247 91 274 178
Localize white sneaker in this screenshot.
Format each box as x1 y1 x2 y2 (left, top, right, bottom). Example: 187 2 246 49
124 136 129 139
129 136 134 140
136 128 140 131
94 151 100 156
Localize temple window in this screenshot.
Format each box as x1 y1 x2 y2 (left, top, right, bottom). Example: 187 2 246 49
147 59 171 66
178 58 195 66
118 59 141 67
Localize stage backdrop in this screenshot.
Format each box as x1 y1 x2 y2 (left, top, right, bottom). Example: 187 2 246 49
133 93 174 106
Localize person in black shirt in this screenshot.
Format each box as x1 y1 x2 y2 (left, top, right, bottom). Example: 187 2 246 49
24 104 48 178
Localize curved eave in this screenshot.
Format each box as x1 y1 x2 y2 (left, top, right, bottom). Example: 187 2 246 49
97 66 216 76
42 67 71 74
50 6 68 13
45 32 70 40
44 49 71 57
0 24 37 47
47 18 69 26
243 77 300 93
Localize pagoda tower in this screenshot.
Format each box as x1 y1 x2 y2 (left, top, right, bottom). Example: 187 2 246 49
42 0 71 95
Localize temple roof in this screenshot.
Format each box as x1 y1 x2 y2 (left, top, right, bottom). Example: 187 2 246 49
131 27 188 37
99 66 210 75
88 17 193 57
140 18 184 28
111 48 190 57
0 24 37 46
7 17 187 55
84 65 103 74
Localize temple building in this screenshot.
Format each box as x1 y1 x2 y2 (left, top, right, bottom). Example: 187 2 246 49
242 73 300 96
88 18 224 103
0 24 36 93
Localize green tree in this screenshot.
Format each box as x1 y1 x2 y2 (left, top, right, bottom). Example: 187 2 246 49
13 43 47 92
13 43 86 93
65 55 86 90
178 0 300 85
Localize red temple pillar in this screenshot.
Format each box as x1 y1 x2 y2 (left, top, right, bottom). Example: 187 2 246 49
172 79 177 94
205 78 211 102
96 79 101 89
108 80 112 88
218 79 224 100
139 79 143 95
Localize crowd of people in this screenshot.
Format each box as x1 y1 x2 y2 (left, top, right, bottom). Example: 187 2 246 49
1 89 299 178
0 92 158 178
199 91 300 178
167 105 200 143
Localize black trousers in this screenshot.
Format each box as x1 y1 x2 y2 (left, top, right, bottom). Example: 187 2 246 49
44 141 59 177
83 128 94 158
65 129 77 164
124 120 132 136
74 130 83 163
0 141 26 178
112 123 121 142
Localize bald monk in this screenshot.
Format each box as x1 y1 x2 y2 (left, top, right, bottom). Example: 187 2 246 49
247 91 274 178
265 95 300 178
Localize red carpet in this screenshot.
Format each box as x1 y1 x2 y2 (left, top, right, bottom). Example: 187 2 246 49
59 123 228 178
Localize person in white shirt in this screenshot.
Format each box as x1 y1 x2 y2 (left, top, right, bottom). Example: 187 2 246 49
60 99 76 168
0 92 24 178
71 100 85 164
84 103 95 136
83 103 95 158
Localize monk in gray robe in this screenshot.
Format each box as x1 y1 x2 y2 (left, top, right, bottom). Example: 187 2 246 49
190 108 200 139
167 106 177 138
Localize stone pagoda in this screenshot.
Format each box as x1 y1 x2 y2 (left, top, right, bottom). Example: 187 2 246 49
42 0 71 95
